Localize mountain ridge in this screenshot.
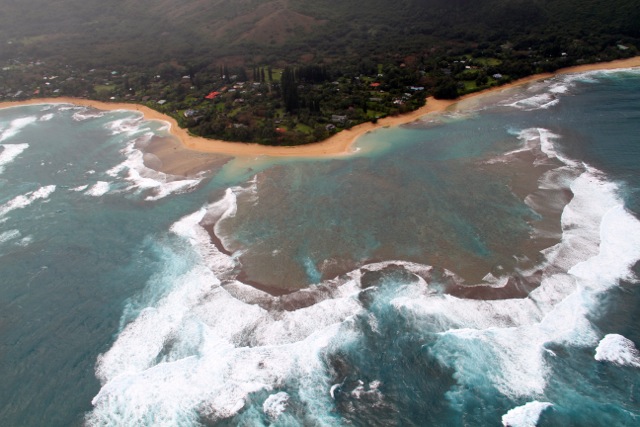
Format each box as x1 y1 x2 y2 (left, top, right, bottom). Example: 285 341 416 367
2 0 638 67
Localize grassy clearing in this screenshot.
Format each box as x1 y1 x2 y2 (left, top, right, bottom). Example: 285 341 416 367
473 57 502 66
295 123 313 133
462 80 477 91
93 85 115 95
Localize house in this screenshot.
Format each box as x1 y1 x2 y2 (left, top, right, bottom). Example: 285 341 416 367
326 124 336 131
492 73 503 79
205 91 220 100
184 109 199 118
370 82 381 88
331 115 347 124
157 100 167 105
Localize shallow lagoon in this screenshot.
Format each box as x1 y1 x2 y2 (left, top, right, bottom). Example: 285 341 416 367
1 69 640 426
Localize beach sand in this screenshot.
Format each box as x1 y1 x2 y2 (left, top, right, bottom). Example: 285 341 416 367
2 57 638 293
2 56 639 163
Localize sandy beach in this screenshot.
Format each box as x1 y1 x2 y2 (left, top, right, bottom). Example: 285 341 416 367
2 56 639 160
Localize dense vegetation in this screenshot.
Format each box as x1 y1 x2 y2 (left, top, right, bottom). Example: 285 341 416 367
1 0 638 145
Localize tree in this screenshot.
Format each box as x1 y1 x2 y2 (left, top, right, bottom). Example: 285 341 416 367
433 77 459 99
281 66 299 112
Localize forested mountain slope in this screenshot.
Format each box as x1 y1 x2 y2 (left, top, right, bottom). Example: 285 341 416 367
1 0 638 67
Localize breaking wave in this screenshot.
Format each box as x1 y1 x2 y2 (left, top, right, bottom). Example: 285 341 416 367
0 116 37 142
105 126 203 201
72 108 106 121
595 334 640 367
0 143 29 174
502 401 553 427
0 185 56 217
502 68 640 112
0 229 21 244
85 181 111 197
88 124 640 425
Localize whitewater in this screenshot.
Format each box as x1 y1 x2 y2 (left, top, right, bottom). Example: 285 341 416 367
1 69 639 426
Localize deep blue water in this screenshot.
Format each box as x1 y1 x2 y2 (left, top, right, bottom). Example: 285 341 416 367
1 69 639 426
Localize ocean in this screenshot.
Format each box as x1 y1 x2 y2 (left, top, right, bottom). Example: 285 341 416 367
1 69 639 426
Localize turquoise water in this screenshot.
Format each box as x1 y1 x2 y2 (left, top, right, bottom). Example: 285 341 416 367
1 70 640 426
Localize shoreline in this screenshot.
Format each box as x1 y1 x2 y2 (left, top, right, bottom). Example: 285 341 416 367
1 56 639 158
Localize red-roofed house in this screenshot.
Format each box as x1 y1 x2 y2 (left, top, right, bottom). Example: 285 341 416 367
205 91 220 99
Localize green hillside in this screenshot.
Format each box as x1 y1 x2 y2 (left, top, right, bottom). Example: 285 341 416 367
2 0 638 66
1 0 638 145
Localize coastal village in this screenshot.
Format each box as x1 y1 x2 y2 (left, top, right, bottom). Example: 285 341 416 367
0 58 432 145
1 43 636 145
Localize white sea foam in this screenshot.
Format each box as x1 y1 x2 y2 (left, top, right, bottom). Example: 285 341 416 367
89 123 640 423
39 113 54 121
506 93 559 111
535 128 580 167
105 115 148 136
106 133 202 201
561 68 640 86
0 229 20 244
0 185 56 217
72 109 105 121
349 380 385 405
17 235 33 247
58 105 84 112
502 69 640 113
70 184 89 192
595 334 640 367
89 159 640 421
548 83 569 94
88 197 365 425
169 206 236 276
399 133 640 400
486 127 578 169
85 181 111 197
0 116 37 142
0 143 29 174
208 187 239 250
89 262 355 425
263 392 290 421
502 401 552 427
501 75 581 112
